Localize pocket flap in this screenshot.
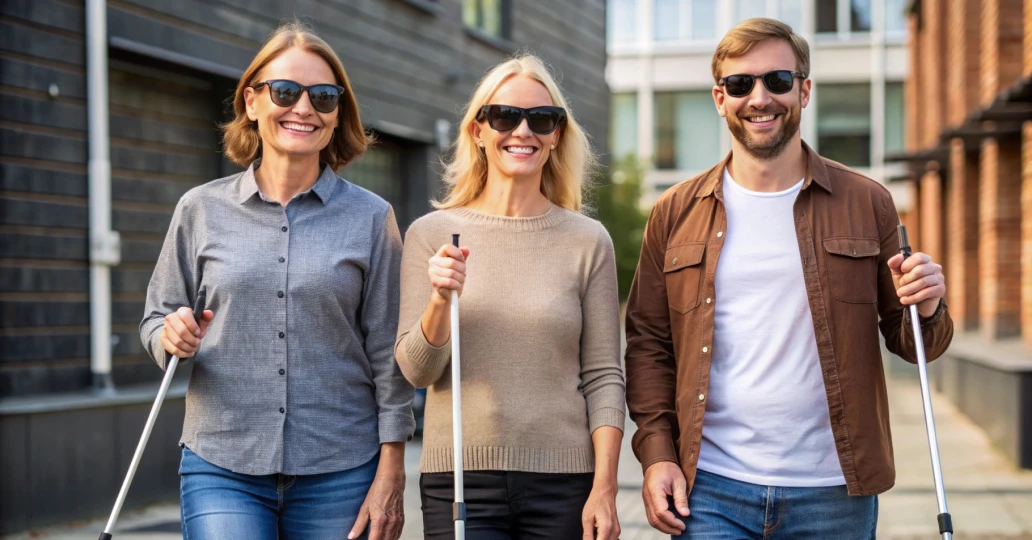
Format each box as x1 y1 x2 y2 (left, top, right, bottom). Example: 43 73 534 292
823 237 880 258
664 243 705 273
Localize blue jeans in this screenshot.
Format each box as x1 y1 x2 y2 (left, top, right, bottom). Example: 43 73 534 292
179 446 377 540
671 469 878 539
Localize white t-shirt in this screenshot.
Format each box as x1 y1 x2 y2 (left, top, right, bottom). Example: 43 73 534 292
696 168 845 487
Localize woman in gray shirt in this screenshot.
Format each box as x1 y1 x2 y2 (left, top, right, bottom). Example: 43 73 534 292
140 22 412 540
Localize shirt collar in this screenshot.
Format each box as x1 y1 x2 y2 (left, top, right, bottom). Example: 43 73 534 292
236 160 338 205
695 141 832 199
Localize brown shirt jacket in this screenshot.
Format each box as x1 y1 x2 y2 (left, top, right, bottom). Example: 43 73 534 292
625 143 953 496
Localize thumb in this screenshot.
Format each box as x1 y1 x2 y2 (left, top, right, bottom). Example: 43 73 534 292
348 502 370 539
460 247 471 259
672 475 690 517
199 310 214 337
887 253 904 275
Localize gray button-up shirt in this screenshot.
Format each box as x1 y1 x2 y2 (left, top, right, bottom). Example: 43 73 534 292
140 162 414 476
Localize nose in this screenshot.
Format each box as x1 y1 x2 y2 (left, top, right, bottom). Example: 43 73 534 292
745 80 773 110
291 90 314 116
510 117 534 137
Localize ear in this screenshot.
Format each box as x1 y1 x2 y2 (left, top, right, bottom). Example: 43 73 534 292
713 85 727 118
799 78 812 109
552 126 561 148
244 87 258 121
470 120 484 148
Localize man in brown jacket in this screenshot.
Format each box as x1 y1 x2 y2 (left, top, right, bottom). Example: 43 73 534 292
624 18 953 538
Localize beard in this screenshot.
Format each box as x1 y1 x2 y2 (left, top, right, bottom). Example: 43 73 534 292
726 98 801 161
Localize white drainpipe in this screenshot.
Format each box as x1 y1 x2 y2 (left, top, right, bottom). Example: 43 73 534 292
87 0 121 392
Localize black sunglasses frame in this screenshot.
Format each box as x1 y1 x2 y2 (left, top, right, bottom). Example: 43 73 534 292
476 105 568 135
250 79 347 113
718 70 808 98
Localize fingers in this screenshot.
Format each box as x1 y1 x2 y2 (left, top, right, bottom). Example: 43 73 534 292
581 515 594 540
672 475 691 517
646 485 685 534
347 503 370 540
434 243 468 263
162 309 201 358
896 272 945 300
198 309 215 337
886 253 904 273
176 306 202 336
367 511 385 540
899 252 931 274
160 330 194 358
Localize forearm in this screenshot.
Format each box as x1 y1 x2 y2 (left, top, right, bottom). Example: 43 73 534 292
420 293 451 348
377 442 405 475
591 426 622 490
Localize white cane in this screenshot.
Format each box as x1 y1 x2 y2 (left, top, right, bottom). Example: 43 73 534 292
449 233 466 539
99 289 206 540
897 225 953 540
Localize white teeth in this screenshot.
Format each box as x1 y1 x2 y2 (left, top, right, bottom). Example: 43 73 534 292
283 122 315 132
506 146 535 155
749 115 776 122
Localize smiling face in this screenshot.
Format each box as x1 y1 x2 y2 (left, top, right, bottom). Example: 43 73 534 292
244 47 339 161
714 38 810 161
471 75 561 182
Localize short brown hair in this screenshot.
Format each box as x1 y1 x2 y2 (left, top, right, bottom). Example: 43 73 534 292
222 21 369 169
711 18 810 84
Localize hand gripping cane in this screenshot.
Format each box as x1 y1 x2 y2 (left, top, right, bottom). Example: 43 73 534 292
99 289 207 540
898 225 953 540
450 234 466 539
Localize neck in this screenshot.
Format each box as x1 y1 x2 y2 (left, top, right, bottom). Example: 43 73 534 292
726 136 807 192
254 150 322 206
469 170 551 217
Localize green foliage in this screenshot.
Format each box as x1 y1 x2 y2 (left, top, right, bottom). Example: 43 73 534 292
593 156 649 302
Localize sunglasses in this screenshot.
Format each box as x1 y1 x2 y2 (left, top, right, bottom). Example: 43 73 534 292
250 79 346 114
476 105 567 135
718 70 808 98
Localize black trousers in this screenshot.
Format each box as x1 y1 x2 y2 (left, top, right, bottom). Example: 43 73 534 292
420 470 594 539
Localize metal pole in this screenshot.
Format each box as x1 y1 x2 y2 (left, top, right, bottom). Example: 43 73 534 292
450 233 466 539
898 225 953 540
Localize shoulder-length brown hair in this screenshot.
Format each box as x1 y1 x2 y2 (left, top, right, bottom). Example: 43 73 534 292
222 21 369 169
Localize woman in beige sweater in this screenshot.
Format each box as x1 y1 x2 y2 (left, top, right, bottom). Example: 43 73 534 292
395 54 625 539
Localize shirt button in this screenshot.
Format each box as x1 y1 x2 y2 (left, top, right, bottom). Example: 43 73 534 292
702 346 709 353
706 298 712 304
279 257 285 263
717 231 723 238
699 393 705 401
277 291 284 298
672 257 679 265
279 407 285 413
279 332 285 338
279 368 285 375
281 226 288 232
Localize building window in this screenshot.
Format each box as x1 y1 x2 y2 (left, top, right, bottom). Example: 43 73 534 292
817 83 871 167
885 82 905 154
654 91 722 170
817 0 872 34
735 0 766 23
463 0 508 39
654 0 719 42
779 0 804 31
885 0 907 35
611 93 638 162
608 0 637 46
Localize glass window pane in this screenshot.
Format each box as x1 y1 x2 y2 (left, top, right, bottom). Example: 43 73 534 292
655 91 721 170
611 93 639 161
885 82 905 154
885 0 907 34
850 0 872 31
654 0 681 41
817 0 838 33
608 0 637 45
482 0 502 36
462 0 478 28
779 0 804 32
817 83 871 167
736 0 765 23
692 0 718 39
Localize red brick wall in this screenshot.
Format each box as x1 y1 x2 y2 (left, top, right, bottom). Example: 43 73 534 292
1022 122 1032 346
948 139 981 331
920 167 945 264
983 0 1026 105
947 0 982 127
922 0 947 147
980 137 1023 339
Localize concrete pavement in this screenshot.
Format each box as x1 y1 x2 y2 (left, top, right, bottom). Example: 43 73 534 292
6 373 1032 539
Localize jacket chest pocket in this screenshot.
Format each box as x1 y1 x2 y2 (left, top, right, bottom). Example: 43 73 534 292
822 237 880 304
664 243 706 314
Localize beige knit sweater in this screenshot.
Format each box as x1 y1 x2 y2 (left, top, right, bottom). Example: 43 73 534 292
395 204 626 474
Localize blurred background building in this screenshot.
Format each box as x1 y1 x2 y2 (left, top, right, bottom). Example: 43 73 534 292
896 0 1032 472
0 0 608 532
606 0 912 210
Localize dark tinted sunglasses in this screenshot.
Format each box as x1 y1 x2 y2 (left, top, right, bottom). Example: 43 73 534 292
477 105 567 135
251 79 346 114
718 70 807 98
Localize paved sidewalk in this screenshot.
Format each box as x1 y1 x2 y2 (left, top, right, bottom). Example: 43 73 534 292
7 374 1032 539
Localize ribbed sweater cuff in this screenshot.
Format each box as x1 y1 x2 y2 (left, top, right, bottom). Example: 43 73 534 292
421 446 595 474
403 320 451 378
589 407 626 433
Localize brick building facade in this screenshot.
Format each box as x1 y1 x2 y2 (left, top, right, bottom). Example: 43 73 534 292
897 0 1031 469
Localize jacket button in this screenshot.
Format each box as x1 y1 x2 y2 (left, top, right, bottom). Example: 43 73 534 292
699 393 705 401
717 231 723 237
672 257 679 265
702 346 709 353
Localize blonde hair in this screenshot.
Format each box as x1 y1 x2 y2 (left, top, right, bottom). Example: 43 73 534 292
221 21 370 169
435 54 596 212
711 18 810 83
